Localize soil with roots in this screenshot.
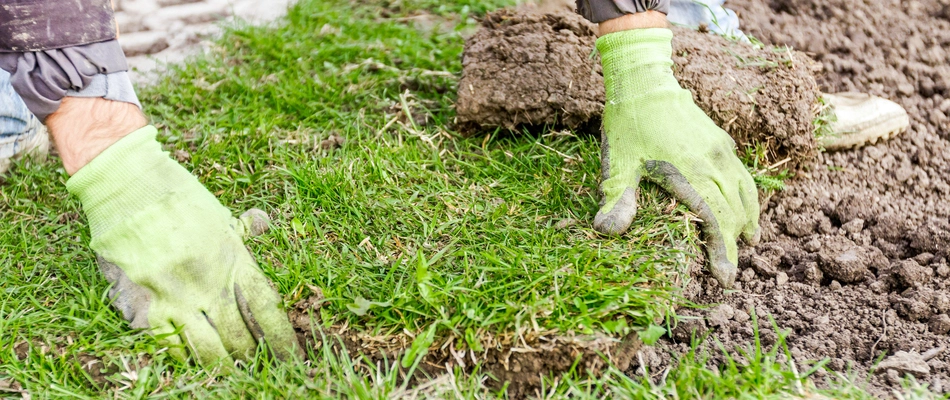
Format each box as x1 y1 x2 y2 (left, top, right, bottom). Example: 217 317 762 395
289 291 643 398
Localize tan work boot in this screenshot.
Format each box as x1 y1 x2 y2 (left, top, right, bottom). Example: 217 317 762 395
0 114 50 174
820 92 910 151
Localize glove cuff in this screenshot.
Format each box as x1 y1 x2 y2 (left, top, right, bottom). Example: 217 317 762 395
66 125 203 237
596 28 680 103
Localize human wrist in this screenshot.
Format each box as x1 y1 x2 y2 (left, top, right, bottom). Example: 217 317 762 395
598 11 669 36
597 28 679 102
46 97 147 175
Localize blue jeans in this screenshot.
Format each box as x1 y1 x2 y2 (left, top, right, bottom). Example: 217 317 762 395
0 69 36 159
669 0 746 40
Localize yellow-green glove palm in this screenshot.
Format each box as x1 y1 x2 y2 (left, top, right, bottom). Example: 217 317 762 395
593 28 759 288
67 126 300 366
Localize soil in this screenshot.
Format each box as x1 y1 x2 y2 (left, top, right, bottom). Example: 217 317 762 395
289 289 642 398
458 1 950 397
672 28 820 169
455 10 605 133
652 0 950 397
455 9 821 168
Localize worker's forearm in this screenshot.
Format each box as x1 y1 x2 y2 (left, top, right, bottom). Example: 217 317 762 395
46 97 147 175
599 11 669 35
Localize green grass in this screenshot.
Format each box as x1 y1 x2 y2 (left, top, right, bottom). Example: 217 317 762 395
813 95 837 148
741 144 792 192
137 0 692 345
0 0 926 398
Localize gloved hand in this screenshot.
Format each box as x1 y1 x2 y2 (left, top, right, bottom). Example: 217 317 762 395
66 126 300 366
593 28 759 288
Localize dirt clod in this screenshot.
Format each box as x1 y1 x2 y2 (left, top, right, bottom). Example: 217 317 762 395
456 10 603 132
0 378 24 395
930 314 950 335
707 304 735 327
816 237 872 283
173 149 191 162
890 259 932 289
554 218 576 229
876 351 930 378
289 285 325 336
319 133 345 150
239 208 271 236
13 341 28 361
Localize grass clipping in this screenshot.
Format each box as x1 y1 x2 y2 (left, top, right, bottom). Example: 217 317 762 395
456 9 821 169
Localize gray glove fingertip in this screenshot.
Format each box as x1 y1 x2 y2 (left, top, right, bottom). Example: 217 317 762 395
593 187 638 235
705 236 738 289
234 279 303 361
741 222 761 245
97 256 152 329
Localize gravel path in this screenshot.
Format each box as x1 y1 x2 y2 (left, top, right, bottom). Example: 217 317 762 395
114 0 295 83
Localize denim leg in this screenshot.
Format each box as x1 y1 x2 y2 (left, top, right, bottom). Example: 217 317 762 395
668 0 746 40
0 69 35 159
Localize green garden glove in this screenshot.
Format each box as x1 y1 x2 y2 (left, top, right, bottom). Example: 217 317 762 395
66 126 301 366
593 28 759 288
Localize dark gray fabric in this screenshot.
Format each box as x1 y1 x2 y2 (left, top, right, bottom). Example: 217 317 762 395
0 0 117 52
0 40 129 122
66 72 142 110
576 0 670 23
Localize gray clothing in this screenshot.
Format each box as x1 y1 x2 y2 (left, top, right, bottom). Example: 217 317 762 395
576 0 670 23
66 72 141 110
0 0 137 122
0 0 117 52
0 40 137 122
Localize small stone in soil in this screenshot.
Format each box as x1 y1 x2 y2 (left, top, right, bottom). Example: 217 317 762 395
707 304 735 327
876 351 930 378
776 271 789 286
930 314 950 335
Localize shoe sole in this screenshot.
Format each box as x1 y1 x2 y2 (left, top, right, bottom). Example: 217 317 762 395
821 114 910 151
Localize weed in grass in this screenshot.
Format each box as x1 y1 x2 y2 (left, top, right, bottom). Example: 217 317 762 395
741 144 792 192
